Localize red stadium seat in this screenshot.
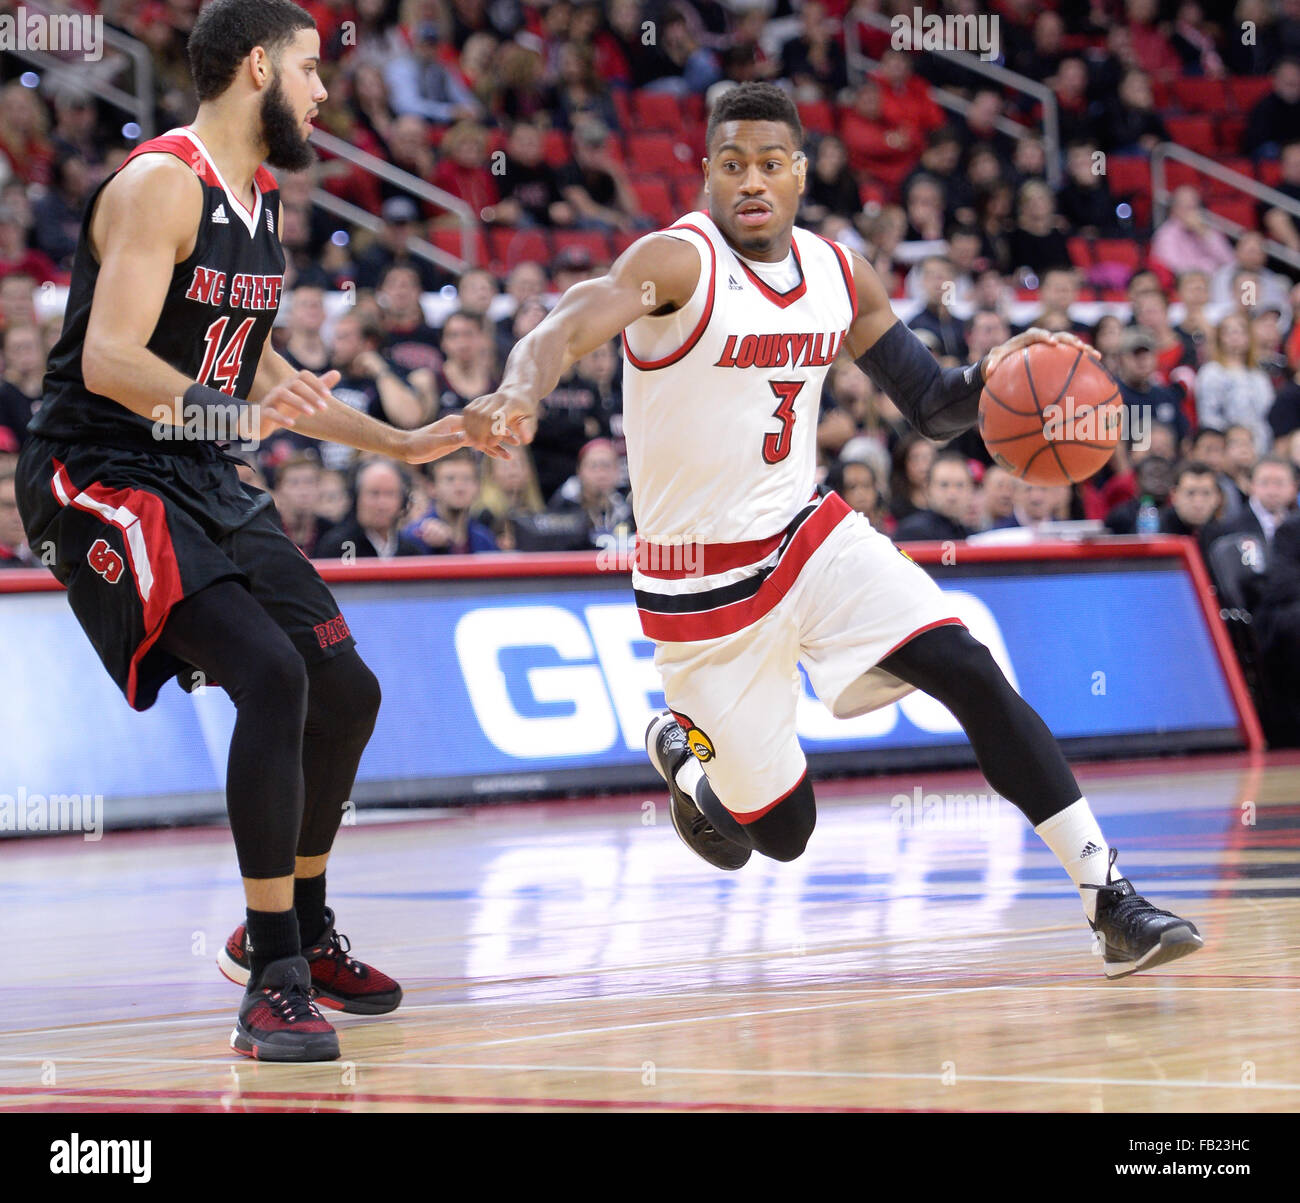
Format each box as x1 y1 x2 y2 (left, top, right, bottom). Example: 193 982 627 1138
1207 196 1259 229
1221 156 1255 180
797 101 836 135
1106 157 1150 199
674 177 705 214
631 176 675 226
1094 239 1144 272
431 226 490 268
612 230 643 255
1067 236 1093 268
1164 161 1204 191
1229 75 1274 112
1258 159 1283 186
682 94 705 125
1165 115 1216 156
1172 77 1227 113
543 129 570 167
488 227 551 271
1218 117 1247 154
634 91 684 132
553 229 614 263
625 132 695 175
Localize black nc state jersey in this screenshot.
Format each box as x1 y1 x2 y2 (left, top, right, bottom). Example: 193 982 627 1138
32 126 286 452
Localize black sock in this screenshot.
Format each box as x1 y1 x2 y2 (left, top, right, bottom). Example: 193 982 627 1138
294 874 328 947
245 907 301 986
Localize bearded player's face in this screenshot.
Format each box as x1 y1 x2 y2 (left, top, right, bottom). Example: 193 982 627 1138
260 29 327 171
704 120 805 260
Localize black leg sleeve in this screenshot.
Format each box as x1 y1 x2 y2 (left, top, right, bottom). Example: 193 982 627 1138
879 624 1082 826
156 580 308 878
297 649 382 859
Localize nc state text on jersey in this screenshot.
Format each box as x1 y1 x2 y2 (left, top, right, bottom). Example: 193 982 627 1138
184 267 283 311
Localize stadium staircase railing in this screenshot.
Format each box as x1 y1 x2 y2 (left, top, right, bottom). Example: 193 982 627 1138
6 0 155 139
307 127 479 273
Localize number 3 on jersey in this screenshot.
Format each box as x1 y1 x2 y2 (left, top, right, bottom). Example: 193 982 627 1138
197 316 255 394
762 380 804 464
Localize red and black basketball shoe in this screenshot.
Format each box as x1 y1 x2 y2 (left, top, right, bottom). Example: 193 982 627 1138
219 908 403 1015
231 955 340 1062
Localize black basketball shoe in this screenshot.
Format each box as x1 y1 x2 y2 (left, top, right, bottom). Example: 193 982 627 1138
645 711 751 871
231 955 340 1062
1083 848 1204 978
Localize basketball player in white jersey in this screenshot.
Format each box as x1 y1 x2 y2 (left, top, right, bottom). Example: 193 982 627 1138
463 83 1202 978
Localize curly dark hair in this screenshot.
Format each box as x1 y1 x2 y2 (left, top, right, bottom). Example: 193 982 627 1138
188 0 316 102
705 82 803 155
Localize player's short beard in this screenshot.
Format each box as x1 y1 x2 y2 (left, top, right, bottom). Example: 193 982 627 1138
259 69 315 171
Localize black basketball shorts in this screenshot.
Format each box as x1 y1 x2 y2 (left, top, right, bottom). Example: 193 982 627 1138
15 436 356 711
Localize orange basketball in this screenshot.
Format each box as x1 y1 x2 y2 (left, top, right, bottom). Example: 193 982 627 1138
977 342 1123 485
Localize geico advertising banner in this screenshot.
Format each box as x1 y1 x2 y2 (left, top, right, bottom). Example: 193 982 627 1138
0 552 1245 820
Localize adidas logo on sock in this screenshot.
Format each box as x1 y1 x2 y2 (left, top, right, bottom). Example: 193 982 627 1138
1079 840 1103 858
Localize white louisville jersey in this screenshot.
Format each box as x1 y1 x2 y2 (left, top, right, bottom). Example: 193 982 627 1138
621 209 857 548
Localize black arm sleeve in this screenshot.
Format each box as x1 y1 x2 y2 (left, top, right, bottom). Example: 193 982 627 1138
854 319 985 441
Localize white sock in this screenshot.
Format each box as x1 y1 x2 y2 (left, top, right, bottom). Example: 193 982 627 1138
673 755 705 803
1034 798 1117 922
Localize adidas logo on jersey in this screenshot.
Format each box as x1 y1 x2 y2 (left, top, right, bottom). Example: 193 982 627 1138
1080 840 1103 858
728 276 743 290
211 203 229 225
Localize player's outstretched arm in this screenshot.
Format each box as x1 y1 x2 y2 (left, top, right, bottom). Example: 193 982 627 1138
461 233 701 448
246 341 479 463
841 249 1097 441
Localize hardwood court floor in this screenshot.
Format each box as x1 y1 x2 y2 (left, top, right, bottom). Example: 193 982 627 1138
2 753 1298 1113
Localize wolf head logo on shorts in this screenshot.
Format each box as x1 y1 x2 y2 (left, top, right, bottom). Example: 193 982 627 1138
672 711 716 762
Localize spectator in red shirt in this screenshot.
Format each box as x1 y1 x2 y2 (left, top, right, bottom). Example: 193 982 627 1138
874 51 945 147
0 83 54 188
841 79 919 189
432 121 500 222
0 207 58 287
1127 0 1183 80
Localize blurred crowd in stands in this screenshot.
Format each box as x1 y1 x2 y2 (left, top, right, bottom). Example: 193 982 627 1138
5 0 1300 734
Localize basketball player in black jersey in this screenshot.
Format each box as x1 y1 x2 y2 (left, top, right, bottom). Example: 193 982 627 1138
15 0 508 1061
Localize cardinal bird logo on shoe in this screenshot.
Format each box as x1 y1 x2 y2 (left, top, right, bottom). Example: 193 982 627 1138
671 710 715 762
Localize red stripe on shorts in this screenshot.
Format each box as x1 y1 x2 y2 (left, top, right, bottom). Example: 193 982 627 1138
52 460 185 708
637 492 851 641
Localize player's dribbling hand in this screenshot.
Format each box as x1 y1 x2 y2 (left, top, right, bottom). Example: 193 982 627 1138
982 328 1102 383
255 368 339 437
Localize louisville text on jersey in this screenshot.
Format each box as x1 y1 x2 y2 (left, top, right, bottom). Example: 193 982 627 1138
713 330 846 369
